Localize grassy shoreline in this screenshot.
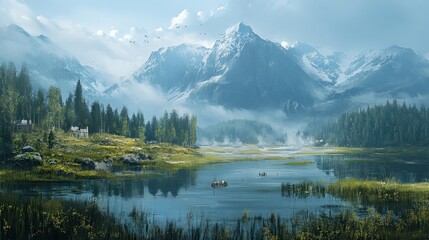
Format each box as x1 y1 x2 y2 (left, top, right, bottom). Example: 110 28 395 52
3 129 429 182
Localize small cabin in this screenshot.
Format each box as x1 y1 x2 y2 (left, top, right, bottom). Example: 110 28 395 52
13 120 32 132
71 126 89 138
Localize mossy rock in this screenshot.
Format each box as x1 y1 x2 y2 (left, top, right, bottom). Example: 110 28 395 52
119 152 150 165
74 157 96 170
12 152 43 167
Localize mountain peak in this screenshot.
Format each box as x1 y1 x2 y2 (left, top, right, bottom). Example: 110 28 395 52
5 24 30 37
217 22 260 47
225 22 254 35
384 45 416 57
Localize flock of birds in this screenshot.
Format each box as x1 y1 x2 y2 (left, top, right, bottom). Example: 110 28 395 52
128 23 213 45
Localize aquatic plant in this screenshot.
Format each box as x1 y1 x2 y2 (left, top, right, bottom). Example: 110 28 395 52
281 181 327 198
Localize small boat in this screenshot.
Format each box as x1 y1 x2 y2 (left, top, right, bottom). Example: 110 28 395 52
259 172 267 177
211 180 228 188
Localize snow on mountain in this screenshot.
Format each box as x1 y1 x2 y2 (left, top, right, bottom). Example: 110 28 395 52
289 42 342 85
106 23 429 117
0 24 105 97
334 46 429 96
117 22 328 115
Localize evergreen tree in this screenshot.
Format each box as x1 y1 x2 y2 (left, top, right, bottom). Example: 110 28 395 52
15 65 32 121
145 121 153 141
63 93 74 131
119 106 129 136
0 64 15 160
152 116 160 142
90 101 102 134
48 130 55 149
105 104 115 134
73 80 88 128
113 109 120 135
33 89 47 127
308 101 429 147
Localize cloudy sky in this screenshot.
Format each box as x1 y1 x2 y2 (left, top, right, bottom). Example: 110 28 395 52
1 0 428 80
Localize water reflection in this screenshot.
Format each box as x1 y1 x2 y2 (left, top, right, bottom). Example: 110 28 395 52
0 168 196 199
1 151 428 224
148 169 195 197
313 154 429 183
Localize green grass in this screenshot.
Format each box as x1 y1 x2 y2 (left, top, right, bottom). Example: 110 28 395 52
281 161 314 166
0 193 137 239
3 191 429 240
328 178 429 204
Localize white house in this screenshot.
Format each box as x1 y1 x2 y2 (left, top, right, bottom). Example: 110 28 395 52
71 126 89 138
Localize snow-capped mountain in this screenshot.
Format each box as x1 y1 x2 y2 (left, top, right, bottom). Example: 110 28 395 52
334 46 429 98
114 23 328 114
289 42 342 85
0 24 105 97
106 23 429 117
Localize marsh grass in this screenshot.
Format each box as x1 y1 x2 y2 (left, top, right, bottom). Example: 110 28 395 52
0 194 137 240
281 161 314 166
328 178 429 204
1 189 429 239
281 181 327 198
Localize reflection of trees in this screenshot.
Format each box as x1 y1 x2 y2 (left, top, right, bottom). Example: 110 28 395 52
314 155 428 183
148 169 195 197
0 168 196 199
281 181 326 198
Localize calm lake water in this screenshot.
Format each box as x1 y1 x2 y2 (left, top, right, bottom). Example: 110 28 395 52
2 146 429 224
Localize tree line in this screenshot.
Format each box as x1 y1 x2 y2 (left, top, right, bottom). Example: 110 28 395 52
305 100 429 147
0 63 197 160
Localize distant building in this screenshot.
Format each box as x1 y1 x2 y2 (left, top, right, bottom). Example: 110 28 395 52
13 120 32 132
71 126 89 138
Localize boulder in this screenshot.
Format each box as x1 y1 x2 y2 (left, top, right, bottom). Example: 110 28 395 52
137 152 148 160
120 154 142 165
74 157 96 170
22 146 35 153
119 152 151 165
12 152 43 167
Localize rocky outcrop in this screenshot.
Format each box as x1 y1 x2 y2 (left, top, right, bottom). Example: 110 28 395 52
21 146 35 153
74 157 96 170
119 152 150 165
12 152 43 167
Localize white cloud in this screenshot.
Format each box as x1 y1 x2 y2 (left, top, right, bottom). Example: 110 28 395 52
217 5 226 11
108 28 118 38
36 15 49 25
168 9 188 30
155 27 163 32
96 29 104 36
123 34 132 40
197 11 204 18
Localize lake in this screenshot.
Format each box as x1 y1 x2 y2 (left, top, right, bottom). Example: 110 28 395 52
2 146 429 225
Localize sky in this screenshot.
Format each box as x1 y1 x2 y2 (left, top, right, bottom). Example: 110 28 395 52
1 0 429 80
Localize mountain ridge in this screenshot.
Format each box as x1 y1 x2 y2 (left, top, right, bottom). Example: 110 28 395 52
0 24 105 98
108 23 429 117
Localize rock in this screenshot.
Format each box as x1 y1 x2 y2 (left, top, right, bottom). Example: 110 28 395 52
137 152 148 160
12 152 43 167
49 160 57 165
119 152 152 165
120 154 142 165
22 146 35 153
103 158 113 164
99 137 115 146
73 157 96 170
